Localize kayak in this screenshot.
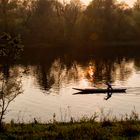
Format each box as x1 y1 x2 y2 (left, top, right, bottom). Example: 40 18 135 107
73 88 126 93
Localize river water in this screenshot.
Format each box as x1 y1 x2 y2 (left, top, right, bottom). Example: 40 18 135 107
2 46 140 123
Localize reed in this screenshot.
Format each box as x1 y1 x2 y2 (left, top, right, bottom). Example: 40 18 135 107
0 110 140 139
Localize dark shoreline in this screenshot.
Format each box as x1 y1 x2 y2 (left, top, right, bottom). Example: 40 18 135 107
24 41 140 48
1 118 140 139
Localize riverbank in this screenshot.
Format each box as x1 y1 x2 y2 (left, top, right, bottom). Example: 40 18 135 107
1 113 140 140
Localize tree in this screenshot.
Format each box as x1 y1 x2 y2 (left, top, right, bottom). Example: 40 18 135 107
0 32 24 60
134 0 140 10
0 32 24 130
0 72 22 130
133 0 140 39
0 0 19 32
26 0 64 44
84 0 118 41
62 0 82 40
0 0 9 31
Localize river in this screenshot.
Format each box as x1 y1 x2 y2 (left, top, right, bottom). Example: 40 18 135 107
2 46 140 123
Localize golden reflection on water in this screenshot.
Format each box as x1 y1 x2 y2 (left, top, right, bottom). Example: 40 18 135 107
0 57 135 93
16 58 135 91
1 57 140 122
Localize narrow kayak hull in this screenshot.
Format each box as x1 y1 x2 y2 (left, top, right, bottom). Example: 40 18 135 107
73 88 126 93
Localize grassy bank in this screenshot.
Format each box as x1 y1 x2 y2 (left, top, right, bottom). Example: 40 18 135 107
1 112 140 140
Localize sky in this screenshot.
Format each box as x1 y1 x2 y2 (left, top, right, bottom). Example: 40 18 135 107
80 0 136 7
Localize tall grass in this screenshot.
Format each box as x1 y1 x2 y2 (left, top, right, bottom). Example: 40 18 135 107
0 110 140 139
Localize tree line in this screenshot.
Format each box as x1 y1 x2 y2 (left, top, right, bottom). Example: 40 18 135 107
0 0 140 46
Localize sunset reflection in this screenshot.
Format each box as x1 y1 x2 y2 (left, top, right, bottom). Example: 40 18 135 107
17 57 136 93
85 65 95 83
1 53 140 123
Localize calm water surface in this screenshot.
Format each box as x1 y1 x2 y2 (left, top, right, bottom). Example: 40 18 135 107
3 47 140 122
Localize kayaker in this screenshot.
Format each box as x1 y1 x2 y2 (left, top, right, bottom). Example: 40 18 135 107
106 82 113 100
106 82 112 91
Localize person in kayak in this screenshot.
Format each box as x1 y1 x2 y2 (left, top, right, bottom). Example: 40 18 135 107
106 82 113 91
105 82 113 100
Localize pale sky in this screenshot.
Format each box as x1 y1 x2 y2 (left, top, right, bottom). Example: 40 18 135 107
81 0 136 7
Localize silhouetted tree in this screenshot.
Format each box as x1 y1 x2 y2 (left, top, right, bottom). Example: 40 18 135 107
62 0 82 40
26 0 64 44
0 0 19 32
133 0 140 39
0 0 140 45
0 32 24 130
0 73 22 130
0 32 24 60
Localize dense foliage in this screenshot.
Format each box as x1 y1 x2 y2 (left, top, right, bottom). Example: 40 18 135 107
0 32 24 59
0 0 140 46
